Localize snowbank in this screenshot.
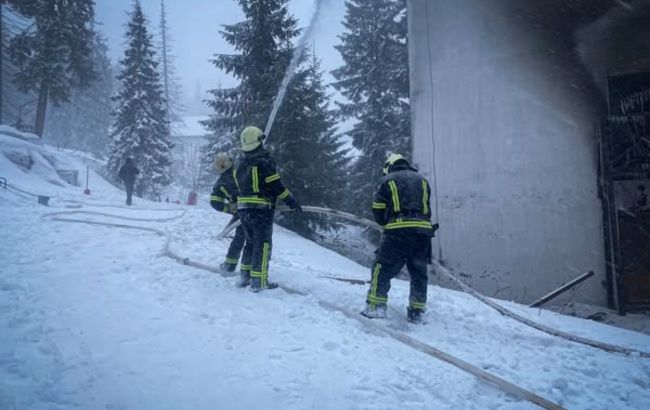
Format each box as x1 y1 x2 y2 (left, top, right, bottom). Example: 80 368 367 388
0 125 42 145
0 126 125 205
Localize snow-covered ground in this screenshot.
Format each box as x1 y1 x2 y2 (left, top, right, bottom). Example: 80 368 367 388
1 128 650 409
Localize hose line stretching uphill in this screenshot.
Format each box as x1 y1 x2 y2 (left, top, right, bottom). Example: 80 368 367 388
42 206 565 410
219 205 650 359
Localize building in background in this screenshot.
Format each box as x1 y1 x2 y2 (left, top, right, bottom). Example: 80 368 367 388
170 115 210 201
408 0 650 311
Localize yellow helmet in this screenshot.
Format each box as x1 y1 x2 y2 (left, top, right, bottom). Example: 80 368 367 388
383 153 408 175
240 126 265 152
213 152 233 173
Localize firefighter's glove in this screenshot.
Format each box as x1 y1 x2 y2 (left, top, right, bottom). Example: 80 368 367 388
287 197 302 212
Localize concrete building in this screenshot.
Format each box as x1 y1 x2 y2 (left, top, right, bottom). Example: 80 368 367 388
407 0 650 310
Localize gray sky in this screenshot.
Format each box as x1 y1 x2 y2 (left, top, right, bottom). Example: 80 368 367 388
95 0 347 116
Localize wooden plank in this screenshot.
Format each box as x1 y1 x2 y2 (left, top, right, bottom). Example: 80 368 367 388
529 271 595 308
318 299 565 410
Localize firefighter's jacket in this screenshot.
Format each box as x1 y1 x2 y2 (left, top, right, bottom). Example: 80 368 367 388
210 168 238 214
372 165 437 236
235 147 297 210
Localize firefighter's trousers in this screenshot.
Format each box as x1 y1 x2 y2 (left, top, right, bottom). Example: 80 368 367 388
239 209 274 287
366 232 431 311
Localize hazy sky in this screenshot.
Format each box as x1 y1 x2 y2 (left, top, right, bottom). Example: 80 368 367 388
95 0 347 115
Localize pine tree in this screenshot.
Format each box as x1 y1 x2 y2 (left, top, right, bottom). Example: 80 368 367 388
332 0 410 216
199 123 237 189
202 0 299 140
305 56 350 212
277 54 350 236
7 0 97 137
200 0 297 191
45 32 114 157
107 0 173 199
158 0 184 133
204 0 350 237
1 3 37 130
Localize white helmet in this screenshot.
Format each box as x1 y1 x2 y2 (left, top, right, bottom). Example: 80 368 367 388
383 153 408 175
213 152 233 173
240 126 265 152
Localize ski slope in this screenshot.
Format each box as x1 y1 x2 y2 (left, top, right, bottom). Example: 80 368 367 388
1 129 649 410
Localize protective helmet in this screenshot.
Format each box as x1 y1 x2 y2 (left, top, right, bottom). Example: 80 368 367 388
213 152 233 173
383 153 409 175
240 126 265 152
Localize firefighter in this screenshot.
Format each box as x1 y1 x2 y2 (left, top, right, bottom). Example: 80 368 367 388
210 152 247 277
235 126 301 291
361 154 438 323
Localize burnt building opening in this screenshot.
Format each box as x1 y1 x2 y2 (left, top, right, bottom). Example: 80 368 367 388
577 1 650 313
602 68 650 313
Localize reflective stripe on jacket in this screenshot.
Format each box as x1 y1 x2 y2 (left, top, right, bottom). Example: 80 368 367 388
372 167 435 235
235 148 295 209
210 168 238 213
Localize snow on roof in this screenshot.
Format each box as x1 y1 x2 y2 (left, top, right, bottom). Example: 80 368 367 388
173 116 211 138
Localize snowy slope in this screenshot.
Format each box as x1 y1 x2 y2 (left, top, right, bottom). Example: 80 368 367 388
1 129 649 409
0 130 125 207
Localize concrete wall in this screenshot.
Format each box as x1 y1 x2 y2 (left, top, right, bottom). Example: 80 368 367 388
408 0 607 305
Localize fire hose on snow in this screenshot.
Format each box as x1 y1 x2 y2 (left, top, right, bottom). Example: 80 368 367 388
41 207 565 409
41 205 649 410
218 205 650 359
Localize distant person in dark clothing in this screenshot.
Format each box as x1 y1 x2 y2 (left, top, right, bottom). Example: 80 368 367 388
118 158 139 206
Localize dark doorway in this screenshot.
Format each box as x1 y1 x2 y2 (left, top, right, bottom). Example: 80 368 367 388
600 70 650 313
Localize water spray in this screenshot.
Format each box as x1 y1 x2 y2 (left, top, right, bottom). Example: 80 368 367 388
264 0 327 141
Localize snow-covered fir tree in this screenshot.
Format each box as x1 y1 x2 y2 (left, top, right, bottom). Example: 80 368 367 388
158 0 184 133
199 123 237 189
200 0 297 189
7 0 97 137
304 56 350 212
202 0 299 138
107 0 173 199
45 32 114 157
277 54 350 236
200 0 294 188
1 4 36 129
203 0 348 237
199 81 238 189
332 0 410 215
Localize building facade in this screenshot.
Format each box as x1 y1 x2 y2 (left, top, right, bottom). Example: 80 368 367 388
407 0 650 309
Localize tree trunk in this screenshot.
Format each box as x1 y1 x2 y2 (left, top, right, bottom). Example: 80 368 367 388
34 81 49 137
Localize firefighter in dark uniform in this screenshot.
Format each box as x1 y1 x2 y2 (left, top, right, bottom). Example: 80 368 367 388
235 126 301 291
361 154 438 323
210 152 247 275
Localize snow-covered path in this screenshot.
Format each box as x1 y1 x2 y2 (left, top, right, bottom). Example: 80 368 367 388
1 199 649 410
0 204 518 410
